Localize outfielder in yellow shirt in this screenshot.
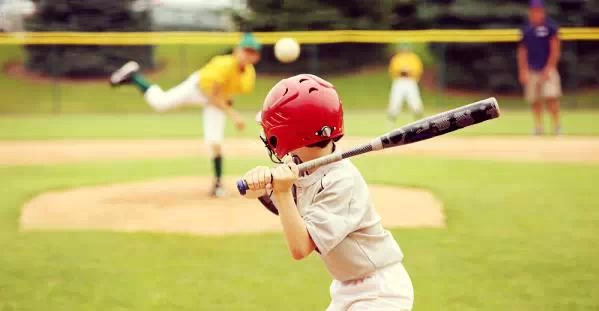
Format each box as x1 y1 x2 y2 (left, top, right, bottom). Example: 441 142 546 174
388 43 424 122
110 33 262 197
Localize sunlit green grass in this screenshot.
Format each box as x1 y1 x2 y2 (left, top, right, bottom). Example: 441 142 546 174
1 45 597 114
0 110 598 140
0 156 597 310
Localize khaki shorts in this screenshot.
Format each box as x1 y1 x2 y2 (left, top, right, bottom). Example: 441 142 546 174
525 69 562 104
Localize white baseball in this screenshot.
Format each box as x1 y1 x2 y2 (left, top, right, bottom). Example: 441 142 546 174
274 38 300 63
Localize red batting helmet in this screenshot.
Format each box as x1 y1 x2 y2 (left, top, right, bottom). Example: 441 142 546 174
260 74 344 159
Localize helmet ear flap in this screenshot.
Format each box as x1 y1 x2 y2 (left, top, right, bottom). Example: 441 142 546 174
269 136 278 148
260 135 283 164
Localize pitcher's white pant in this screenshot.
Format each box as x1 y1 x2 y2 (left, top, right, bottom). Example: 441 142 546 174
388 78 423 117
326 262 414 311
144 72 225 144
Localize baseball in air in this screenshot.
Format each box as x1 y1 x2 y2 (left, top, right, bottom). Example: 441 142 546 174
274 38 300 63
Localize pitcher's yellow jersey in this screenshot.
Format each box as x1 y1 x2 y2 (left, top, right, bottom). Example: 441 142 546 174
198 55 256 100
389 52 423 81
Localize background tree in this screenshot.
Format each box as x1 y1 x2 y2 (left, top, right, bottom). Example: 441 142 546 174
25 0 154 77
419 0 599 92
233 0 395 74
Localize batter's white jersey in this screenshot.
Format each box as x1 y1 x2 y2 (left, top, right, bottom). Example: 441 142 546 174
289 159 414 310
144 73 226 144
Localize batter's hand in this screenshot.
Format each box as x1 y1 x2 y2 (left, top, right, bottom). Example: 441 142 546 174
271 161 299 193
241 166 271 198
243 166 271 190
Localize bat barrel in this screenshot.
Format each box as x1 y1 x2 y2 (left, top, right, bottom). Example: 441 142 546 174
379 97 500 149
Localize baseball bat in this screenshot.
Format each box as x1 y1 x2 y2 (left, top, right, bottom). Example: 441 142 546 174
237 97 500 195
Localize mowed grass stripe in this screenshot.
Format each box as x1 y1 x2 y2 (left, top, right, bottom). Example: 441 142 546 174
2 110 599 140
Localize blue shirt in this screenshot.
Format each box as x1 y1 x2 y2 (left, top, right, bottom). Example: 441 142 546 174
521 19 559 71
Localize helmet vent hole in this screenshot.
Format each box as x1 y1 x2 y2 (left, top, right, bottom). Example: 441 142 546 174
269 136 278 148
283 88 288 96
299 78 308 83
308 87 318 93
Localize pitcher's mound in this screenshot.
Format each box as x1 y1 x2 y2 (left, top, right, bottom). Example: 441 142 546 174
20 177 444 236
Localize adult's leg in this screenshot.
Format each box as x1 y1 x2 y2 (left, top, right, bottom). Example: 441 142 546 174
531 100 544 135
546 98 560 135
526 72 544 135
542 70 563 135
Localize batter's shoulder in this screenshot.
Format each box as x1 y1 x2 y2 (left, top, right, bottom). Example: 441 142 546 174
322 160 362 188
318 159 349 178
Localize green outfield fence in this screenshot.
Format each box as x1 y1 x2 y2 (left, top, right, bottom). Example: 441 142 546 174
0 29 598 114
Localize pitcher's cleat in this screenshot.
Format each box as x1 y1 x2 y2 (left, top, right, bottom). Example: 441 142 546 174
110 61 140 87
211 183 227 198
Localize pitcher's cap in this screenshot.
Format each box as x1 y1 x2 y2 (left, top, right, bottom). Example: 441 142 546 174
238 33 262 51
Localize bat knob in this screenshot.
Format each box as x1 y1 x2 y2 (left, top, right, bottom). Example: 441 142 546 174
236 179 249 195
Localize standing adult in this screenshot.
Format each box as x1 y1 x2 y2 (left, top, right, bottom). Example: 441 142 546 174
518 0 562 135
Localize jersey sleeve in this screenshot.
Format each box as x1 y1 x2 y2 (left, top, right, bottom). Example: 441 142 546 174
239 65 256 94
302 175 366 256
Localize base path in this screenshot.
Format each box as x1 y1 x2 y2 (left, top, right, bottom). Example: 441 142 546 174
20 177 444 236
1 136 598 166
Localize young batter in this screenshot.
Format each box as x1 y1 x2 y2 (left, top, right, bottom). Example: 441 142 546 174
243 74 414 310
109 33 261 197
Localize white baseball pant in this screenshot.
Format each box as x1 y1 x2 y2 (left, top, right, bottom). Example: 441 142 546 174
144 72 226 144
326 262 414 311
388 78 423 117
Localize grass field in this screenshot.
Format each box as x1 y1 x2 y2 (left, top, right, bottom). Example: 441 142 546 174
1 155 598 310
1 42 599 310
1 44 597 114
2 110 599 140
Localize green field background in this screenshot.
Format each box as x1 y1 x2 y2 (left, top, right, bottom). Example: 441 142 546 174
2 44 598 114
1 43 599 310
